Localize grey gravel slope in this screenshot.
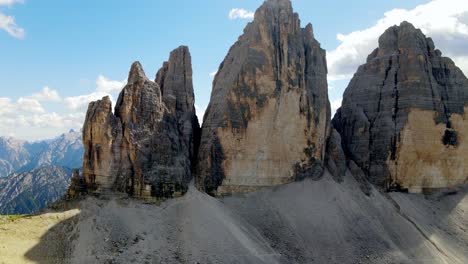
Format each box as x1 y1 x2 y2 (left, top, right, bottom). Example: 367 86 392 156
222 173 467 264
25 171 467 264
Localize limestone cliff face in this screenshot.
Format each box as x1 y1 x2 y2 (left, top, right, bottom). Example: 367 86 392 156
196 0 331 195
82 46 199 197
332 22 468 192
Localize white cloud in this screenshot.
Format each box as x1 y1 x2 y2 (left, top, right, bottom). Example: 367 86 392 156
29 87 62 102
330 98 342 117
0 0 24 39
0 111 85 140
195 104 206 122
229 8 254 20
327 0 468 81
0 13 24 39
65 75 123 111
16 97 45 113
209 70 217 78
453 56 468 75
0 96 86 140
64 75 123 111
0 95 84 139
0 0 23 6
64 92 114 111
0 97 14 116
24 112 84 129
0 75 123 140
96 75 126 93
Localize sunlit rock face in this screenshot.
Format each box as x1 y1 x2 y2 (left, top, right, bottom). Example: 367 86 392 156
82 46 200 197
196 0 331 195
332 21 468 192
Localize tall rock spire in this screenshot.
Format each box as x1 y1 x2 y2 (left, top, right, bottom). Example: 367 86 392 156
155 46 199 170
332 21 468 192
81 47 199 197
196 0 331 195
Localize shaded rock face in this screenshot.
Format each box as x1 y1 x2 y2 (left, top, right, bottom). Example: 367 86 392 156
82 46 199 197
325 128 346 182
196 0 330 195
332 22 468 192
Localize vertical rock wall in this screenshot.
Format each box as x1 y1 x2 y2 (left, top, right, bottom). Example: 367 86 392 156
332 22 468 192
196 0 331 195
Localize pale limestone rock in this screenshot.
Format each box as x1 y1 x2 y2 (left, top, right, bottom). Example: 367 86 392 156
332 22 468 192
196 0 330 195
388 107 468 192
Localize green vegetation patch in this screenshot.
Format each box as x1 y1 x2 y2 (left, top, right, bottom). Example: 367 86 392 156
0 214 28 224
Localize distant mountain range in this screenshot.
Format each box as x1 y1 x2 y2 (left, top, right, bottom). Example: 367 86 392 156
0 130 83 214
0 166 74 214
0 130 83 178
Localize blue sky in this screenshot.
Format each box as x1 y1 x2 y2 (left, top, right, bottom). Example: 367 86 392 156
1 0 467 140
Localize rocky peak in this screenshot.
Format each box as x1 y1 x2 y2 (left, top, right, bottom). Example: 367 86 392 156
333 21 468 192
304 23 314 37
155 45 199 165
255 0 295 24
264 0 291 6
81 47 199 198
156 46 194 115
369 21 436 61
196 0 330 195
91 96 112 113
127 61 149 84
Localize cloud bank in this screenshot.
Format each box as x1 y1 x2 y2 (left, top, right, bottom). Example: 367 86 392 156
0 76 125 140
327 0 468 81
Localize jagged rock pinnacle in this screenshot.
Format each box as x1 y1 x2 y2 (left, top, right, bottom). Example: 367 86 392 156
128 61 148 84
81 47 199 197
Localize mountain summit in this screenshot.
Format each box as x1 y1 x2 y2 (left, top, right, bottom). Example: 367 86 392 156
81 46 199 197
333 21 468 192
196 0 330 195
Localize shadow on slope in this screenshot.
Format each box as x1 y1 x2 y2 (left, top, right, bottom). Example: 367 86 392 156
25 190 281 264
23 214 79 264
0 199 80 264
22 172 467 264
222 172 468 264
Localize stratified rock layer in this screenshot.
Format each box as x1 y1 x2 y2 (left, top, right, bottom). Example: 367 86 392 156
332 22 468 192
82 46 199 197
197 0 330 195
